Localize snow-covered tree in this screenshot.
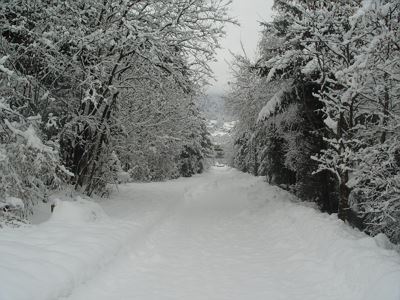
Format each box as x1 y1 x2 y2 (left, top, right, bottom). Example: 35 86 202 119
227 0 394 223
234 0 400 241
345 0 400 242
0 57 65 220
261 0 400 227
1 0 233 223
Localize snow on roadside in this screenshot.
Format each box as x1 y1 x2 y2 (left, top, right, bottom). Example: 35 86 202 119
253 183 400 300
0 197 137 300
61 169 400 300
0 168 399 300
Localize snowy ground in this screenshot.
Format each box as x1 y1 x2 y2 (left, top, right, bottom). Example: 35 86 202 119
1 167 400 300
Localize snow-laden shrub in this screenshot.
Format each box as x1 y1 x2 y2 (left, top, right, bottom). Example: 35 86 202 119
124 144 180 182
117 171 131 184
129 162 152 182
0 121 64 220
0 33 66 225
83 149 126 196
350 137 400 244
178 144 204 177
0 197 26 228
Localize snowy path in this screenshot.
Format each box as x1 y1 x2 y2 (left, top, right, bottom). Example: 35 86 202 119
1 167 400 300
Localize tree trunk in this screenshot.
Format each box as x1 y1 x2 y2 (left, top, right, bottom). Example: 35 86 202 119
253 142 258 176
338 170 349 221
337 110 350 222
380 84 389 144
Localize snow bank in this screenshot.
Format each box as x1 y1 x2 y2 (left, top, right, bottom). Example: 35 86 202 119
250 182 400 300
0 198 135 300
50 197 108 224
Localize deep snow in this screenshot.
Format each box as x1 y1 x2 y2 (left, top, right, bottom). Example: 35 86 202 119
1 167 400 300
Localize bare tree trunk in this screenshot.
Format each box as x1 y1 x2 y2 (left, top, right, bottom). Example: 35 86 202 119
337 111 350 222
380 84 389 144
338 170 349 221
253 142 258 176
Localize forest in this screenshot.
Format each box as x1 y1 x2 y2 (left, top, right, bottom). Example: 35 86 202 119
1 0 400 245
226 0 400 244
0 0 232 225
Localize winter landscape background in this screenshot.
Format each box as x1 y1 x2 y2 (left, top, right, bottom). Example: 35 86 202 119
1 0 400 299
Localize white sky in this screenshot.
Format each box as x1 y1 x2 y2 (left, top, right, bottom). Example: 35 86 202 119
207 0 275 95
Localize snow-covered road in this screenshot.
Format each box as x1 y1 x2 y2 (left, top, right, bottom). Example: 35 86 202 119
1 167 400 300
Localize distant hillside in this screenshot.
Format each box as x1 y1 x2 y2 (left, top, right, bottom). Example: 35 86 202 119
197 93 234 122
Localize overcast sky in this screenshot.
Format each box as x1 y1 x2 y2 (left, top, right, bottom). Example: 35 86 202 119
207 0 274 95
